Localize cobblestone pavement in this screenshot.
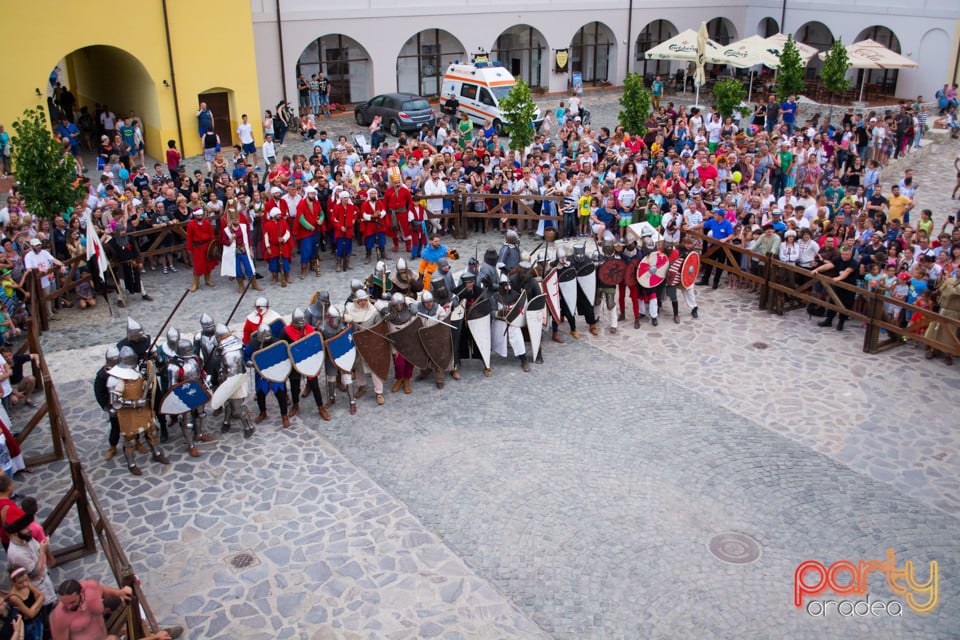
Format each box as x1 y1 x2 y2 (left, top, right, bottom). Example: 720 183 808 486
15 100 960 638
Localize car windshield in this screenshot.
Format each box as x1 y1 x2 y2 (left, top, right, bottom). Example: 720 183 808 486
401 99 430 112
492 86 512 102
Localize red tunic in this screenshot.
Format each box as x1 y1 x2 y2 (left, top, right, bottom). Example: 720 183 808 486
383 185 413 215
294 198 322 241
331 201 359 240
186 217 217 275
263 217 293 259
360 199 388 238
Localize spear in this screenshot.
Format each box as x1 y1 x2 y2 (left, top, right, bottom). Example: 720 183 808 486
226 276 255 325
147 288 191 355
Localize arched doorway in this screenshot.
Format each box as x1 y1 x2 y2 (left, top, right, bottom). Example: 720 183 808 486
491 25 548 89
296 34 372 105
757 18 779 38
51 45 160 158
794 21 834 77
397 29 466 98
918 29 951 103
706 18 737 46
635 20 678 76
570 21 617 84
854 26 902 95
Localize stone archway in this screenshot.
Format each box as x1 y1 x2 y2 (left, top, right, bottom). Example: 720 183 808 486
635 20 679 76
491 24 548 89
296 33 373 106
397 29 466 98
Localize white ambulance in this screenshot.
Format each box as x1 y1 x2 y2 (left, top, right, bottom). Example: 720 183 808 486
441 61 542 136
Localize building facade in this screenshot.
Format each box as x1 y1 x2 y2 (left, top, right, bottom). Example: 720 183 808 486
251 0 960 109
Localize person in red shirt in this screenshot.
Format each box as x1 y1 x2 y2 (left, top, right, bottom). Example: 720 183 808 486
185 208 217 292
263 206 293 286
360 188 389 264
165 139 181 179
382 172 413 254
331 190 358 272
295 187 323 279
282 309 331 421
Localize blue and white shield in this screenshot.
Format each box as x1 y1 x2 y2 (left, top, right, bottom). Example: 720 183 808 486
289 332 325 377
269 318 287 339
159 380 211 415
325 327 356 374
252 340 292 382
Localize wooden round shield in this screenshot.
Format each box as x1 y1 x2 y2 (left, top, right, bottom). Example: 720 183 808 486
206 240 222 263
626 259 643 287
635 252 670 288
680 252 701 289
597 260 627 287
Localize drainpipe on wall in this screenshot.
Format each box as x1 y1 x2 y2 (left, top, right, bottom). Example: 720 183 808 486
161 0 184 154
626 0 634 76
276 0 289 106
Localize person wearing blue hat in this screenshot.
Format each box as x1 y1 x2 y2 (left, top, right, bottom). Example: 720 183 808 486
696 208 734 289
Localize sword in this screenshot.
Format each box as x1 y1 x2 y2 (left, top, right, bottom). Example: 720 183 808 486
416 312 455 329
226 276 256 325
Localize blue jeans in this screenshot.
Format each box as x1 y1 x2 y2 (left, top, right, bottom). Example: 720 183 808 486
235 254 254 278
784 121 795 135
309 91 320 113
269 256 290 273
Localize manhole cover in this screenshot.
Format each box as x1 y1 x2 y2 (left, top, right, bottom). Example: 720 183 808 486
225 549 262 573
751 342 770 350
708 532 761 564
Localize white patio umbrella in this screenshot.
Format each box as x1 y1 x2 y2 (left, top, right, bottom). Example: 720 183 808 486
818 39 919 101
694 23 709 107
644 27 720 98
707 35 774 102
764 34 819 66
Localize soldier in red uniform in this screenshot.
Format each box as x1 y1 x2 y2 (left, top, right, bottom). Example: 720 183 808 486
263 206 293 287
408 198 429 259
383 172 413 254
295 186 323 279
331 190 359 272
360 188 389 264
282 308 332 421
185 207 217 292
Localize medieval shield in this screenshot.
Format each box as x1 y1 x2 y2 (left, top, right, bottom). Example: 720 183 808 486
289 332 325 377
448 300 466 365
505 289 528 327
636 252 670 288
576 262 597 306
388 318 432 370
210 373 248 410
159 379 211 416
419 322 454 371
325 327 357 373
597 259 627 287
558 266 577 313
252 340 292 383
626 221 661 245
206 239 222 264
542 268 562 324
525 294 547 362
353 321 392 381
268 318 287 339
681 252 701 289
465 293 492 369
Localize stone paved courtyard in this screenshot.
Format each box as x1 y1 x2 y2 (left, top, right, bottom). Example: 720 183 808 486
8 99 960 639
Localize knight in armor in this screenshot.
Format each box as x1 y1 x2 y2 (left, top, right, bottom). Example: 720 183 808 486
509 259 545 363
638 231 662 326
389 257 423 299
492 274 529 371
243 297 282 345
570 244 600 335
418 232 459 292
366 260 392 300
663 235 700 321
283 308 332 421
548 248 579 342
304 291 330 329
194 313 219 375
478 247 499 291
95 346 140 462
104 227 154 306
596 233 620 334
497 230 521 275
345 278 365 305
385 292 416 393
320 305 358 414
344 290 388 405
617 239 643 329
116 317 167 441
154 326 181 440
214 323 255 438
165 339 214 457
452 272 490 376
246 323 290 428
106 346 170 476
435 258 457 294
413 290 453 388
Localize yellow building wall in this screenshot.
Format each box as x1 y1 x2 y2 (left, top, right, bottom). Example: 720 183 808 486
0 0 261 162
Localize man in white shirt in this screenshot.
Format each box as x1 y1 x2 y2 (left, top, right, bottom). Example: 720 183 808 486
567 94 581 118
23 238 65 316
423 166 447 233
776 187 799 212
237 113 258 170
100 107 117 134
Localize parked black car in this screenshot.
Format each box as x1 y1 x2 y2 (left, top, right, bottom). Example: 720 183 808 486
354 93 436 137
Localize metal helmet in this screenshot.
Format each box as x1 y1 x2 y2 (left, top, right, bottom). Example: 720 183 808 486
215 323 232 341
326 305 342 329
200 313 215 333
255 297 269 312
468 256 479 270
374 260 386 276
355 289 369 301
518 260 532 271
421 290 434 304
176 338 195 358
461 271 476 284
105 346 121 368
350 278 364 293
390 292 406 308
573 243 586 260
118 346 138 368
556 247 567 260
601 232 616 256
165 327 180 350
292 307 307 329
498 273 510 288
396 258 407 272
126 317 145 342
613 238 625 250
437 258 450 271
505 230 519 246
314 291 330 305
257 323 273 343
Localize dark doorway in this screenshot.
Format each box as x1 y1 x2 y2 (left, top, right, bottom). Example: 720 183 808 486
198 91 232 146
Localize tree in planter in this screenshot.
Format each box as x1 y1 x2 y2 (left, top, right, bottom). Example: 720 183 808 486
776 35 806 102
821 39 851 115
10 106 84 220
618 72 651 136
499 78 538 152
713 78 748 120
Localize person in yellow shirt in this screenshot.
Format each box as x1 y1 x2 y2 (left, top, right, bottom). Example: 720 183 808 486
885 184 914 224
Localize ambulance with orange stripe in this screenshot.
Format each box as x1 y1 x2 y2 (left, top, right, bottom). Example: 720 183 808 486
442 61 543 136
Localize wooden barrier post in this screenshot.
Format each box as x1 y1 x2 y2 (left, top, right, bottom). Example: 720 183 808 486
862 290 883 354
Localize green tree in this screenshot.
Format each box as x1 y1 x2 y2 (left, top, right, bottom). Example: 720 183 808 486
618 72 651 136
713 78 748 120
498 78 538 152
776 35 806 102
821 39 851 114
10 106 84 220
